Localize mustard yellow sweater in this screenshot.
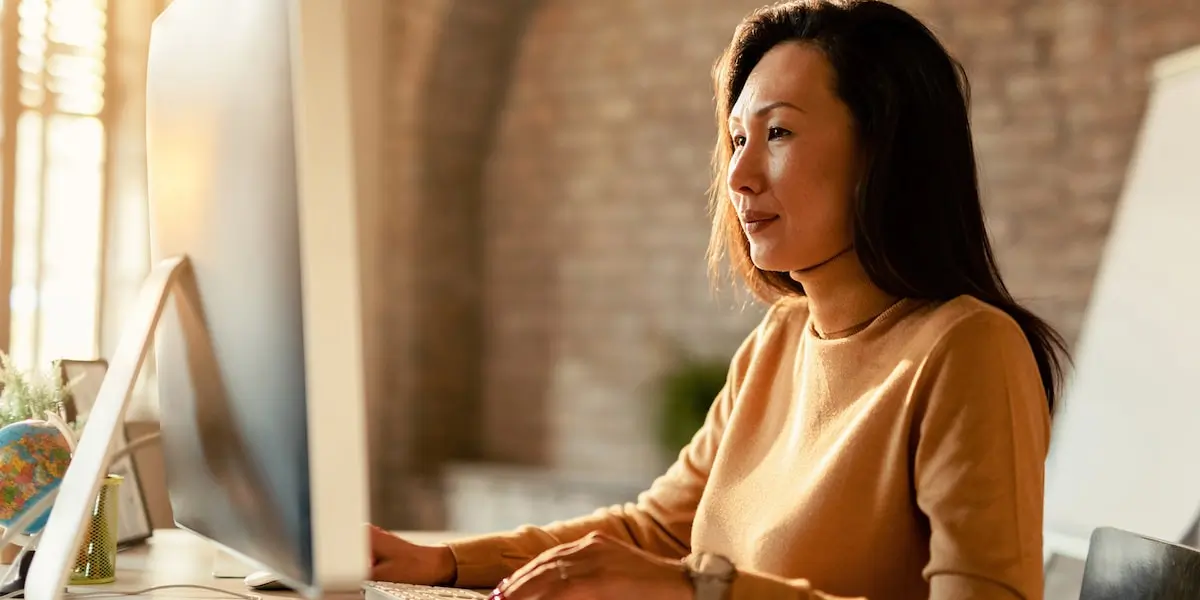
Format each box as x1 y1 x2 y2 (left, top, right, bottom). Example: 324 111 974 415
448 295 1051 599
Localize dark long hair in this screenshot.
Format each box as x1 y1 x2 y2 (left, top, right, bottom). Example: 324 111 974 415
706 0 1070 413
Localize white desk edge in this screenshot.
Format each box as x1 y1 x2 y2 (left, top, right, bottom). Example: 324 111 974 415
26 528 463 600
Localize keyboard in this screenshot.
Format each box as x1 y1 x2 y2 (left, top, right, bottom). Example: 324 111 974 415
364 581 488 600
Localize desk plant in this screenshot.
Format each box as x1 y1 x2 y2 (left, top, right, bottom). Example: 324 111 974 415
657 355 728 458
0 354 80 593
0 354 79 432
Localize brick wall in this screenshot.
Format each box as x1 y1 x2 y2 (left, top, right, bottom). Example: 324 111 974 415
928 0 1200 340
479 1 767 478
369 0 1200 528
369 0 443 527
370 0 542 526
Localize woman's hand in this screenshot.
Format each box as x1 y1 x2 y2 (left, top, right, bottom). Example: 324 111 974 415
369 525 457 585
493 532 692 600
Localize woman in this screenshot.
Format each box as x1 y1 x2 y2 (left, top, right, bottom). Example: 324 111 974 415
371 1 1068 598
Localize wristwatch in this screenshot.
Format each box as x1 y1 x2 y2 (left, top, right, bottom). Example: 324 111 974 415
683 552 736 600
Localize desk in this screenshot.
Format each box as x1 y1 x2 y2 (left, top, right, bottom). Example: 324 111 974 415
55 529 461 599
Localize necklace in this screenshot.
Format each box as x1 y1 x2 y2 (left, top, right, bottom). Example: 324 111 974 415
811 297 906 340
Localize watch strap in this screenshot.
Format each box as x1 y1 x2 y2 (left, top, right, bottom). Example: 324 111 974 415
685 552 736 600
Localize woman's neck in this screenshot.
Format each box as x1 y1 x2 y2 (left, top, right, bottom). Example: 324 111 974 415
790 249 898 338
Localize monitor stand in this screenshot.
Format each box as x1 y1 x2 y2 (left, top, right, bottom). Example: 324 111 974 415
25 255 202 599
212 546 256 579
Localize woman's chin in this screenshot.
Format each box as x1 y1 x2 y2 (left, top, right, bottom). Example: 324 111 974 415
749 251 793 273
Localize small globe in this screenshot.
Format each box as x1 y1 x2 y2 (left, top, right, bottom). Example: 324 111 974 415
0 420 72 535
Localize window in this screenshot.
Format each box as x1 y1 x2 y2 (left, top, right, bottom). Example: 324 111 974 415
0 0 169 419
6 0 108 370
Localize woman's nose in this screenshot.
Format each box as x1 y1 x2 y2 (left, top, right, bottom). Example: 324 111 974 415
727 145 764 197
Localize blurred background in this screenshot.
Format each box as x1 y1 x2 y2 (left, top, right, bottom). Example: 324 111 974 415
0 0 1197 557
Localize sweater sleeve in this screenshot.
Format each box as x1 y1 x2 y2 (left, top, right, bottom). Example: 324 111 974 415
446 312 768 589
910 310 1051 599
707 308 1050 600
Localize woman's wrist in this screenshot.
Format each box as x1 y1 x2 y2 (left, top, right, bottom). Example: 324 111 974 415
434 544 458 586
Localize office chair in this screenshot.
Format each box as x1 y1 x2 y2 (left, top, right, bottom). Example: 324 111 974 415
1079 526 1200 599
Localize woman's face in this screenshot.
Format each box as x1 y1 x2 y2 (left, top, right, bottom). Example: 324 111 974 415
726 42 860 273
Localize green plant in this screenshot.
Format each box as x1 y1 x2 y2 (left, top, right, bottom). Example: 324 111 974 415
0 353 73 430
657 357 729 457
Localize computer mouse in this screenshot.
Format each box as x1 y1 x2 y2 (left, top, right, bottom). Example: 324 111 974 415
244 570 291 591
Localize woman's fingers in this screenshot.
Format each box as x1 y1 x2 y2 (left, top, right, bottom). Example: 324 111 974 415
498 558 577 599
501 540 580 590
493 532 687 600
368 525 393 562
503 536 591 587
499 535 610 598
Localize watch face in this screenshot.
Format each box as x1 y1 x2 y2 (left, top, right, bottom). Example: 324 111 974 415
690 552 736 579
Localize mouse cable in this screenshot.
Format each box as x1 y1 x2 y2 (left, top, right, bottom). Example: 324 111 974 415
65 584 260 599
0 585 261 600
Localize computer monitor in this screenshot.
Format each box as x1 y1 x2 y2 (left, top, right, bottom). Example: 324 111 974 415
24 0 370 597
143 0 372 595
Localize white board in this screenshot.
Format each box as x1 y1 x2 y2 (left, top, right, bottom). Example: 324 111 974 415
1044 44 1200 557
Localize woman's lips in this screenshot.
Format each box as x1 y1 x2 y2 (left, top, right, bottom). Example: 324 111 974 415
740 211 779 234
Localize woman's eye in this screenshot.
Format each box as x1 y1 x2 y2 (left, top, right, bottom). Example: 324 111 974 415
731 128 787 147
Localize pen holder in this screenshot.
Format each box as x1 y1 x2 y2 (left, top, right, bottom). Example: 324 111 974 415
70 474 122 585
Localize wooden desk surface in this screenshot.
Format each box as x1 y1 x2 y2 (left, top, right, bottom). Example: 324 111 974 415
56 528 462 599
